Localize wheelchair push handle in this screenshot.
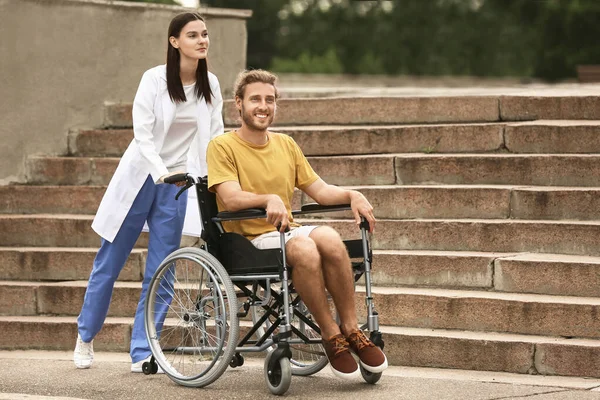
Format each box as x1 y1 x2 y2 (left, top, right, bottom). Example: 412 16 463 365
163 173 189 184
164 173 195 200
360 216 370 232
276 222 290 233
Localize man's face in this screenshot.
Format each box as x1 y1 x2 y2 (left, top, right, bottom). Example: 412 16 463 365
236 82 276 132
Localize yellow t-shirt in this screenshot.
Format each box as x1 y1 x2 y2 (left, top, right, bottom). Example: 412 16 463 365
207 131 319 239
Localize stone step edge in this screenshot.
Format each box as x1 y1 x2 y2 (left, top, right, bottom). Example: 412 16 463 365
4 247 599 263
3 315 600 347
11 183 600 191
8 214 600 225
27 154 600 161
82 120 600 131
4 279 600 306
0 246 144 252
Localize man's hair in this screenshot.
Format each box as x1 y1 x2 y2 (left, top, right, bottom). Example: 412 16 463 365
233 69 280 100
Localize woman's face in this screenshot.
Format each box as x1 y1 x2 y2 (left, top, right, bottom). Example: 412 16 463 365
170 19 209 61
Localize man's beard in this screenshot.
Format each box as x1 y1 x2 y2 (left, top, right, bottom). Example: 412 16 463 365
241 105 274 131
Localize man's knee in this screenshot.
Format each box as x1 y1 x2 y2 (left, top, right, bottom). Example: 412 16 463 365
310 226 348 261
286 236 321 270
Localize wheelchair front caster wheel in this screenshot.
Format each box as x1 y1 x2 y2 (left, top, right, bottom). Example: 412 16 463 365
360 365 382 384
370 331 385 350
264 352 291 396
142 359 159 375
229 353 244 368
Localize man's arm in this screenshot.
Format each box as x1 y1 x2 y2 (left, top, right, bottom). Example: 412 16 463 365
214 181 290 232
302 178 376 232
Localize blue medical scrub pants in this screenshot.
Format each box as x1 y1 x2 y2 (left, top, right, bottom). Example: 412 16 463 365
76 175 188 363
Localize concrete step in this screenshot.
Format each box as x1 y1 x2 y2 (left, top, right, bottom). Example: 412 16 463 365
26 157 119 186
105 96 600 128
382 325 600 378
6 184 600 221
0 281 141 317
70 124 506 157
2 317 600 378
4 213 600 255
493 253 600 297
301 218 600 257
0 316 131 351
374 250 600 298
510 187 600 220
304 185 600 221
505 120 600 154
2 245 597 297
4 279 600 340
6 213 600 255
69 129 132 157
395 154 600 186
25 155 397 186
0 247 144 282
0 214 147 248
356 286 600 339
72 121 600 158
106 97 502 128
27 153 600 187
0 185 104 214
500 95 600 121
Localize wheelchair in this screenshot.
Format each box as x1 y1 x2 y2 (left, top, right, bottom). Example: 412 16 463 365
142 174 385 395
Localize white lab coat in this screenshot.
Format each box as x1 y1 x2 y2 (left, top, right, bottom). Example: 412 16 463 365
91 65 224 243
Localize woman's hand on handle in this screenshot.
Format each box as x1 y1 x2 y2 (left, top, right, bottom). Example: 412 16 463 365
160 171 188 187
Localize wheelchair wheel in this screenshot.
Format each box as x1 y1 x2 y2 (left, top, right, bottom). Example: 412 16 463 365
360 365 382 384
145 247 239 387
264 351 292 395
251 295 328 376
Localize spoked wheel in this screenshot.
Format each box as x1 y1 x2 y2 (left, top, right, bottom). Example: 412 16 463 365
264 351 292 396
145 247 238 387
251 291 328 376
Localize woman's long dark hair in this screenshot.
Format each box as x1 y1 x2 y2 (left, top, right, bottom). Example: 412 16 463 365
166 12 213 104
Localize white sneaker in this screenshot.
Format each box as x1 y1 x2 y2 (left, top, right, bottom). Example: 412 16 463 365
73 334 94 369
131 356 164 374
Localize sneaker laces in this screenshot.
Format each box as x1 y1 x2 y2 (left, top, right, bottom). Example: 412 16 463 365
77 339 92 356
330 335 350 356
349 330 374 351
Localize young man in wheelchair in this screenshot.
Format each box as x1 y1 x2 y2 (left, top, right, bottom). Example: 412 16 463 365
206 69 388 380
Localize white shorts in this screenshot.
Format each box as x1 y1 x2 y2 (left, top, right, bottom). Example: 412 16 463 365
251 225 318 250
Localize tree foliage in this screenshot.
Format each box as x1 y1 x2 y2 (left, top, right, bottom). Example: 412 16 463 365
197 0 600 80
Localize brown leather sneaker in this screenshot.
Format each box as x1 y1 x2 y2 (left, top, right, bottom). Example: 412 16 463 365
346 329 388 373
322 333 360 379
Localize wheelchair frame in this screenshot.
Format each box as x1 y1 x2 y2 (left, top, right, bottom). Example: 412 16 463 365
143 174 384 395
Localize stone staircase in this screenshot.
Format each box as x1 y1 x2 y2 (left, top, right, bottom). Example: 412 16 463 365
2 94 600 378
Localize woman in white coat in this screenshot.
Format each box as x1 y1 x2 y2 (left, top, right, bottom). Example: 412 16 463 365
73 12 224 372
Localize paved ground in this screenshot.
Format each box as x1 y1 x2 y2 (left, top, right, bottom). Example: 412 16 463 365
3 351 600 400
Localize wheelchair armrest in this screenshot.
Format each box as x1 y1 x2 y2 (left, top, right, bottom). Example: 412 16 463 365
292 203 351 216
213 208 267 222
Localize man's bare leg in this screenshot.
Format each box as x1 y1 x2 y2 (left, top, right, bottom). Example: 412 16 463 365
309 226 358 337
285 236 340 340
